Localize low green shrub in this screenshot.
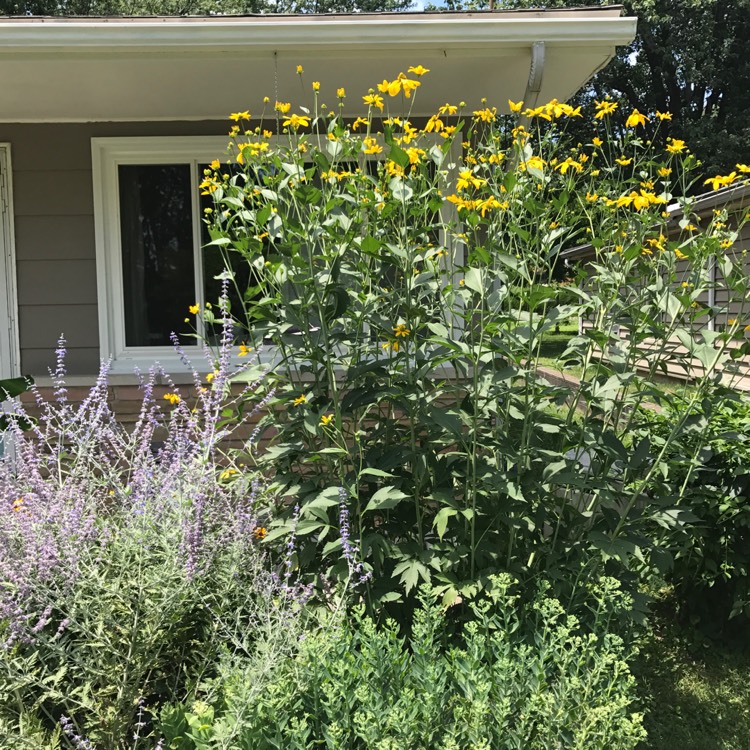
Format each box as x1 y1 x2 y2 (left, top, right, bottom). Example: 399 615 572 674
159 576 646 750
636 395 750 622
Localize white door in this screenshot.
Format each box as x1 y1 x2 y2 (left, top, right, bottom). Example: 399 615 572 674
0 144 19 381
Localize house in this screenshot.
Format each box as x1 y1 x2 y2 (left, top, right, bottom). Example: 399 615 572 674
0 8 636 414
560 183 750 390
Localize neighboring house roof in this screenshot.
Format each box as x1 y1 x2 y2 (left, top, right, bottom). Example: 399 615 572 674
0 7 635 122
561 182 750 263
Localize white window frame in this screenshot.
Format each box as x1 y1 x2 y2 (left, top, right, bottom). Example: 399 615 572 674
92 134 462 375
0 143 19 381
93 136 235 374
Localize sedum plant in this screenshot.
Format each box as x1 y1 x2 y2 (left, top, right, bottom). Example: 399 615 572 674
158 575 646 750
204 67 750 610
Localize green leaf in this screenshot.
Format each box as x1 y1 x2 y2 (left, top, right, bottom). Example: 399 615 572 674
0 376 33 400
359 467 396 479
463 267 485 295
433 507 458 540
360 235 380 254
388 144 411 170
364 486 408 512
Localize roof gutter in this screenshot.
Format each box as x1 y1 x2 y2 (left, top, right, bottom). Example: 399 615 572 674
0 16 637 51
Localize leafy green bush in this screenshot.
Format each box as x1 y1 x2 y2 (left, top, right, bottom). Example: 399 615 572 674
159 576 646 750
204 68 750 611
636 396 750 621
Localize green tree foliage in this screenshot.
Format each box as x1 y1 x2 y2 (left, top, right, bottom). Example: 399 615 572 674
0 0 410 18
436 0 750 179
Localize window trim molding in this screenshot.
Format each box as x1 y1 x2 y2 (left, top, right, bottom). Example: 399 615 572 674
93 135 233 374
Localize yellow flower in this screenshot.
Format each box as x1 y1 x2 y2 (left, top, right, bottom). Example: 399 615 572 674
189 304 199 315
615 156 633 166
320 414 334 426
393 323 411 338
263 96 270 104
720 240 733 249
382 340 400 352
199 179 218 195
359 135 382 154
312 81 320 92
655 111 672 121
524 105 552 121
586 191 599 202
408 65 430 76
592 137 603 147
704 172 737 191
438 103 458 115
229 110 251 122
594 100 618 119
275 101 291 114
296 64 304 74
555 157 583 174
253 526 268 540
508 99 524 113
625 109 649 128
399 76 421 98
404 147 425 165
163 393 181 406
206 370 219 383
666 138 686 154
293 394 307 406
12 497 24 513
737 163 750 173
658 167 672 178
472 107 497 123
209 159 220 170
238 343 252 357
378 78 402 97
363 93 384 111
424 115 444 133
456 169 485 191
675 249 688 260
476 197 504 216
520 156 546 172
283 113 310 130
728 318 738 326
220 467 238 480
336 87 346 98
645 234 667 252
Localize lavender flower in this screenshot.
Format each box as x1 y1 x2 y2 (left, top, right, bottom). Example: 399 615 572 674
338 487 372 587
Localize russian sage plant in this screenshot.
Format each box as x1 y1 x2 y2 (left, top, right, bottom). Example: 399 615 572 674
0 318 305 749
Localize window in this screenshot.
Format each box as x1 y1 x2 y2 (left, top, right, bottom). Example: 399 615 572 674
93 136 243 373
92 135 461 374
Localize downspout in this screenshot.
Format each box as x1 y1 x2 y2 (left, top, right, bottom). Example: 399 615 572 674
507 41 546 170
519 41 546 127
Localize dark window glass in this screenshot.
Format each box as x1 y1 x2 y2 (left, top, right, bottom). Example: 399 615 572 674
119 164 196 347
199 164 253 336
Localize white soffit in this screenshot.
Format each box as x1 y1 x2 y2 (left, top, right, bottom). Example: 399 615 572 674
0 10 636 122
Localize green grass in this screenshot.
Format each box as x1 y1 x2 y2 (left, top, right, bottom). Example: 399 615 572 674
637 595 750 750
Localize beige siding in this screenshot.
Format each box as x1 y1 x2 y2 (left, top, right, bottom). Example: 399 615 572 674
0 120 227 377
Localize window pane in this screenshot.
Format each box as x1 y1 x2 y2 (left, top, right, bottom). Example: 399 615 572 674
119 164 195 347
199 164 253 335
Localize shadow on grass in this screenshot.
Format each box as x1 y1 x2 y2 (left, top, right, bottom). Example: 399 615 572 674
636 596 750 750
